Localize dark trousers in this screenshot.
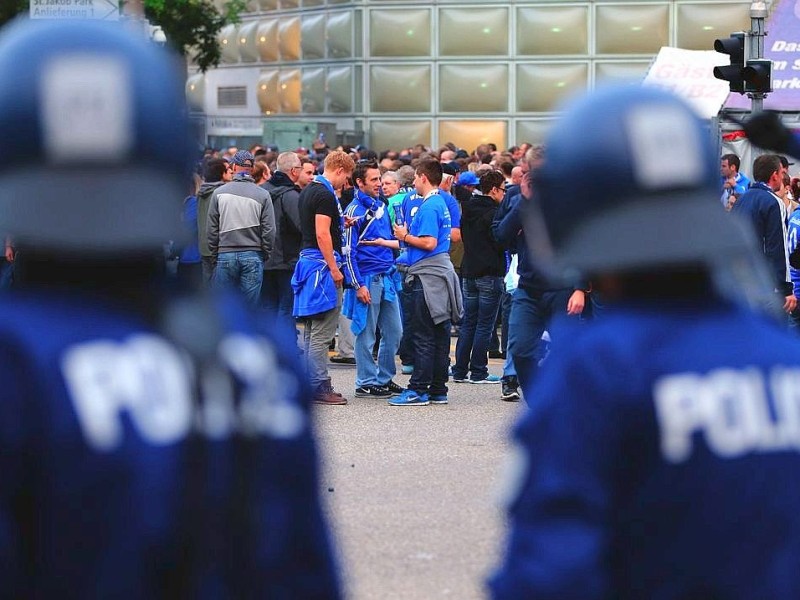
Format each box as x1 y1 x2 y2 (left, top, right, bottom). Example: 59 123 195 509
408 277 450 396
500 290 513 353
453 276 503 381
261 269 295 322
508 286 574 402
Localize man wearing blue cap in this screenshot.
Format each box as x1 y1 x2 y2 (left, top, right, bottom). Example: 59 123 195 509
208 149 276 305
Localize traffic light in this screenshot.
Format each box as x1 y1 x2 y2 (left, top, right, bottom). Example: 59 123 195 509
743 59 772 94
713 32 747 94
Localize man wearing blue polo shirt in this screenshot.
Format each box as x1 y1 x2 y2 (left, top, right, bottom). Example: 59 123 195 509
389 159 463 406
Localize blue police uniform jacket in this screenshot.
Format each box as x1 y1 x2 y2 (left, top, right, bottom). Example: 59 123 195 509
292 248 342 317
490 298 800 599
0 290 341 599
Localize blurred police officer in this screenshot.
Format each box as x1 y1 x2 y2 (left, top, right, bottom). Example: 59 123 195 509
0 18 340 598
491 86 800 599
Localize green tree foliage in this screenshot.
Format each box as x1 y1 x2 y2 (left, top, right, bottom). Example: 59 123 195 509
0 0 246 72
0 1 28 27
144 0 247 72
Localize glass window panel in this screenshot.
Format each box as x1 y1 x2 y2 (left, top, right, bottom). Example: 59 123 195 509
257 69 280 114
596 4 669 54
258 0 277 8
370 121 432 152
438 121 507 155
185 74 205 113
257 20 279 62
302 0 324 6
515 120 554 146
327 11 354 59
238 21 259 63
440 8 509 56
279 0 298 8
279 17 301 62
677 3 751 50
301 14 326 59
370 9 431 57
279 69 302 113
219 24 239 64
328 0 348 4
302 68 326 113
439 64 508 112
517 63 588 112
517 6 588 56
370 65 431 112
327 66 353 113
595 61 650 84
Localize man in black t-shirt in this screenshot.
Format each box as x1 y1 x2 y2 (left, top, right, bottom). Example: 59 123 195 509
295 150 356 405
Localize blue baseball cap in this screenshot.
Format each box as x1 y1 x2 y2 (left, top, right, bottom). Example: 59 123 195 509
458 171 480 186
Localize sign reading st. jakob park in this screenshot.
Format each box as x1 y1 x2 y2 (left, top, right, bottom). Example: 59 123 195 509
30 0 119 21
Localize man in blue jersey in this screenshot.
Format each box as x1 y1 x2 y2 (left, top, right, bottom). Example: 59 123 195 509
342 161 404 398
0 18 340 598
720 153 750 210
389 158 463 406
490 86 800 599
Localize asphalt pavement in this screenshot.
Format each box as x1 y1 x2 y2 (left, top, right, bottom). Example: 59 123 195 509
314 356 523 600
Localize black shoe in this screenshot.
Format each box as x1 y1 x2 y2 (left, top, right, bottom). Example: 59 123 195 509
329 338 336 351
488 350 506 359
330 355 356 365
382 380 404 394
501 379 521 402
355 385 392 398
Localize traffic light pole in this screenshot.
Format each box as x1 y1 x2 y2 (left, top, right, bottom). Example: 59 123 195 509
748 1 768 114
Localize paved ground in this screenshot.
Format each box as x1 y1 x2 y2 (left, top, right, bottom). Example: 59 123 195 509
313 357 523 600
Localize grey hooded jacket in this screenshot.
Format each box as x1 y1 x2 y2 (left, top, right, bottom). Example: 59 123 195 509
207 175 275 260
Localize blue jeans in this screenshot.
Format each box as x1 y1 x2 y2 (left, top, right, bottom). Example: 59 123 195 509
408 276 450 396
355 273 403 387
453 276 503 381
508 286 575 401
262 269 294 321
214 251 264 306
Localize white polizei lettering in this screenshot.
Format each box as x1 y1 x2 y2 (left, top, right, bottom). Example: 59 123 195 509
702 368 764 458
654 373 705 463
218 334 305 439
62 335 193 451
767 367 800 450
124 336 193 445
62 341 128 451
654 366 800 463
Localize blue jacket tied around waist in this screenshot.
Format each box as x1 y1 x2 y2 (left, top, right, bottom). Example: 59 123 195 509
292 248 342 317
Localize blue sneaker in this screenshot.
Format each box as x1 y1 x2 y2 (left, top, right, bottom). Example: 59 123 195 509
470 375 502 384
429 394 448 405
401 364 414 375
388 389 430 406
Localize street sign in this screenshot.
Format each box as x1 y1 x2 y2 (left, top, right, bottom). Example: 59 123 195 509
30 0 119 21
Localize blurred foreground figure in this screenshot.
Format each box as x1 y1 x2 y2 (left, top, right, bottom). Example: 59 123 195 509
490 86 800 599
0 19 340 598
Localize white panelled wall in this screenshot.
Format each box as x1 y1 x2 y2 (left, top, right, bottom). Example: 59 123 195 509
191 0 765 151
